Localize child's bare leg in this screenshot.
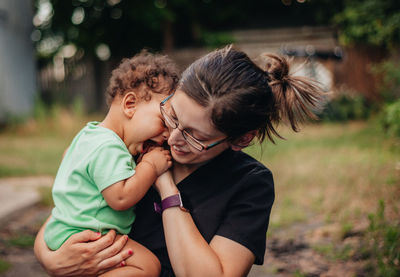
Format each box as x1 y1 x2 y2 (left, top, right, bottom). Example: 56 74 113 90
99 235 161 277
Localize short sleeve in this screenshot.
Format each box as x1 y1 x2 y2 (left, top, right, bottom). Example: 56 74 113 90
216 167 274 264
88 140 135 192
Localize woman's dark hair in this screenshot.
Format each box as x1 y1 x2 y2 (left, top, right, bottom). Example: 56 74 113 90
179 45 325 143
106 50 180 105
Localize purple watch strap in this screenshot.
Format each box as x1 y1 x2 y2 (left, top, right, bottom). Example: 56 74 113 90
154 193 183 214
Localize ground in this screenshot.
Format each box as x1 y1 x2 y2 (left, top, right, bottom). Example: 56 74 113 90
0 204 369 277
0 205 49 276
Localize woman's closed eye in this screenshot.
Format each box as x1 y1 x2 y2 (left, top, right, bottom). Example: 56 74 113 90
170 110 210 142
171 113 179 122
182 128 204 141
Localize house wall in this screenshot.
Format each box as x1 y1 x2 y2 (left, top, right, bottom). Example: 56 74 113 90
0 0 36 122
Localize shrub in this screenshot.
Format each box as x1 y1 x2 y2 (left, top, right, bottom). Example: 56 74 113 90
380 99 400 137
372 60 400 102
200 31 234 48
366 200 400 277
319 94 373 122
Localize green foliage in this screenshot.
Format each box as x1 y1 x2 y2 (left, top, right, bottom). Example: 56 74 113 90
341 222 353 238
200 31 234 49
33 0 340 64
0 259 11 273
33 95 48 123
319 94 373 122
7 234 36 248
372 60 400 101
312 243 353 261
72 97 85 118
333 0 400 48
293 270 307 277
366 200 400 277
380 99 400 137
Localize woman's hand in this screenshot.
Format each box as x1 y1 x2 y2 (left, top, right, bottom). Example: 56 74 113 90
154 170 179 199
34 217 133 276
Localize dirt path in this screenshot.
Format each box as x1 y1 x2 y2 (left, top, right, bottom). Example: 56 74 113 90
249 217 369 277
0 205 49 276
0 206 368 277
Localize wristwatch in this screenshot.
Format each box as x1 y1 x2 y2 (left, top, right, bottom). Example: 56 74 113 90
154 193 189 214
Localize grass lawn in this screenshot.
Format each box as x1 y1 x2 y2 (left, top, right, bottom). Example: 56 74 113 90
245 120 399 276
0 112 102 177
246 120 400 229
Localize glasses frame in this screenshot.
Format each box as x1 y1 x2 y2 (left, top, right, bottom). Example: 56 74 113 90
160 93 226 152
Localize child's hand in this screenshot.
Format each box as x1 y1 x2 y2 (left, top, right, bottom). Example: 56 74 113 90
154 170 179 199
141 147 172 176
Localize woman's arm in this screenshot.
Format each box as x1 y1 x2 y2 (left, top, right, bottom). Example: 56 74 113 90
34 216 133 276
154 172 255 277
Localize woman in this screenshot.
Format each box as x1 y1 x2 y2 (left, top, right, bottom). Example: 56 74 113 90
34 46 324 276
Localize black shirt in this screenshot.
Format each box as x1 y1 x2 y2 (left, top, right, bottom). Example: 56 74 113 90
130 149 275 276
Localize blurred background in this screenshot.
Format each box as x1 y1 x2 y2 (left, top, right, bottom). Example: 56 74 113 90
0 0 399 276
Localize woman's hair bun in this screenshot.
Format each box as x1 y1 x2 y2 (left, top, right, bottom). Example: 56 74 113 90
262 54 290 86
259 53 325 133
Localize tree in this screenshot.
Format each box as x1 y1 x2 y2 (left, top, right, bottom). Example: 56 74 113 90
33 0 337 64
333 0 400 49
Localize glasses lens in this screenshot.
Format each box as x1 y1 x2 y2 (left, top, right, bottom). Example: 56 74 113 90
160 103 206 152
182 131 204 151
161 106 177 129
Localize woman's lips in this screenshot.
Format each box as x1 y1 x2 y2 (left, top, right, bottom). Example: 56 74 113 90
171 145 189 155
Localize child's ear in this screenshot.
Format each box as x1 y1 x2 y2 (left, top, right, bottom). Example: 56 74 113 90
122 92 137 118
230 130 257 151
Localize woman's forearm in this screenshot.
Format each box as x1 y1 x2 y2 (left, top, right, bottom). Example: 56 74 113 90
156 172 254 277
162 208 225 277
155 176 224 277
34 216 56 275
34 215 85 276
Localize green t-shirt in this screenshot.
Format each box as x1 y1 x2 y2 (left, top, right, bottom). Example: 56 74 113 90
44 121 136 250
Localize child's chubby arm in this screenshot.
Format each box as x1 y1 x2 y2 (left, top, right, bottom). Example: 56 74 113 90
102 147 172 211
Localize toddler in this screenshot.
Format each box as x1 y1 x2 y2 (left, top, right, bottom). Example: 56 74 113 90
44 51 179 276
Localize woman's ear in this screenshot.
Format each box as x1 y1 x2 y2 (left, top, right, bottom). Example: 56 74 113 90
122 92 137 118
230 130 257 151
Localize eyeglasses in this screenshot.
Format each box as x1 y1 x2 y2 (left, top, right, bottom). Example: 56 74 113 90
160 93 226 152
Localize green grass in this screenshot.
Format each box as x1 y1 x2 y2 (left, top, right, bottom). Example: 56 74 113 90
0 135 70 176
245 119 400 275
8 234 36 248
245 120 400 230
7 234 36 248
312 243 354 261
0 258 11 273
0 111 102 177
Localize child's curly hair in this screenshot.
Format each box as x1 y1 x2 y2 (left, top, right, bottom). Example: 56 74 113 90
106 50 180 106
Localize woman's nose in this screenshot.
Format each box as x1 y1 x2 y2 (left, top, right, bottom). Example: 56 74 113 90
168 128 185 145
